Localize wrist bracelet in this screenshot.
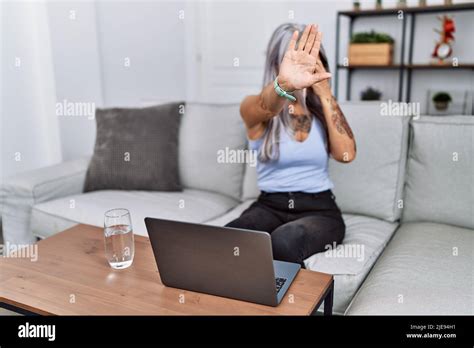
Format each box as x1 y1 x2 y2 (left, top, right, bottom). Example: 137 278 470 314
273 77 296 102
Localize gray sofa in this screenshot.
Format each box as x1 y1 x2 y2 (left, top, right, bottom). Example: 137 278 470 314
1 102 473 315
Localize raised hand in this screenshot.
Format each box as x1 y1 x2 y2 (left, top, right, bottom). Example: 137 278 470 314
311 57 333 98
278 24 331 92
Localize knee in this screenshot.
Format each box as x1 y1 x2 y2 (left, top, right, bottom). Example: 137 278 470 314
271 223 306 265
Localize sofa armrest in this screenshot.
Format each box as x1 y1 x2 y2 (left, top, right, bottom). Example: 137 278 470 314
1 157 90 244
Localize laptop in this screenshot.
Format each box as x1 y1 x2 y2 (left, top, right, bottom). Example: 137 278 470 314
144 217 301 307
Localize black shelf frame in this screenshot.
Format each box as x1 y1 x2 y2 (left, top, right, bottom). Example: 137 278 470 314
334 3 474 102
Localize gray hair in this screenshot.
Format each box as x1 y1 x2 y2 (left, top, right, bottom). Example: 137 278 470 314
260 23 330 162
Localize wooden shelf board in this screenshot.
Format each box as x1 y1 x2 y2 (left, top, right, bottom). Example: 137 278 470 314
337 64 474 70
339 3 474 17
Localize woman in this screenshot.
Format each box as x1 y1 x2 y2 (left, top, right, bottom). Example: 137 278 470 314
226 23 356 267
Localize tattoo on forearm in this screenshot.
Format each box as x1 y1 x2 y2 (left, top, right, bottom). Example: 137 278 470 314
291 114 312 133
327 96 354 139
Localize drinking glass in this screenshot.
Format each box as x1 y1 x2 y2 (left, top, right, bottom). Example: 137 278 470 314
104 208 135 269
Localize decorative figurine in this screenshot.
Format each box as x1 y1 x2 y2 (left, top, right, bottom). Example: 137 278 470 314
431 15 456 64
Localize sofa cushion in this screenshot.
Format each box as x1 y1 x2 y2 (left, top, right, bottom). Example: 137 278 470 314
240 102 410 222
305 213 398 314
84 103 183 192
206 204 399 314
402 116 474 229
179 103 247 200
345 222 474 315
329 102 409 222
31 189 239 239
241 164 259 201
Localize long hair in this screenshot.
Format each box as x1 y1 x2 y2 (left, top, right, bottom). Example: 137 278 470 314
260 23 330 162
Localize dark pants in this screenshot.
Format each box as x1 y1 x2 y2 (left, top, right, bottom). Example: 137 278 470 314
225 190 345 267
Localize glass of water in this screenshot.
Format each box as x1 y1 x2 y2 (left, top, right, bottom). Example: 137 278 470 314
104 208 135 269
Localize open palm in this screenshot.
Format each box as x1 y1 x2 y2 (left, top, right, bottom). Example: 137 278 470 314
278 24 331 91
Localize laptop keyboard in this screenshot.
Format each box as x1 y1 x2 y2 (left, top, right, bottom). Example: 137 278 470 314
275 277 287 293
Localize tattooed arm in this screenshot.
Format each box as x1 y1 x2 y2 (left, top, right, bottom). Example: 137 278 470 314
321 95 356 162
312 60 356 163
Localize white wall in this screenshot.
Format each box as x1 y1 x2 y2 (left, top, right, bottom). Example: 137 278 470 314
46 1 104 161
96 1 186 107
1 1 61 181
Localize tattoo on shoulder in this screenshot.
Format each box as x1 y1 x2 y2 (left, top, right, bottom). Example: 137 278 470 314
327 96 354 139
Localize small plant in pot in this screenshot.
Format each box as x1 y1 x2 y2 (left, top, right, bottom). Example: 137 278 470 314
351 31 394 44
349 31 394 66
361 87 382 101
432 91 452 111
397 0 407 8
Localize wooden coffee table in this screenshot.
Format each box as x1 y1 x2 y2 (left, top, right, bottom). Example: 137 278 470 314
0 224 334 315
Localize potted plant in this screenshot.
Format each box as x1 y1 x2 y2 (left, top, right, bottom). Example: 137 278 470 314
376 0 383 10
349 31 394 66
353 1 361 11
432 92 452 111
361 87 382 101
397 0 407 8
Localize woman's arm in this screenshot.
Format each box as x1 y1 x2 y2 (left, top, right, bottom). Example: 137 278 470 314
240 82 289 139
240 24 331 139
312 61 356 163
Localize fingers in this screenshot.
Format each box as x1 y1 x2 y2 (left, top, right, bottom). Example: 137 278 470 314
310 30 322 58
304 25 318 53
315 58 326 72
297 24 312 51
287 30 298 51
312 72 332 84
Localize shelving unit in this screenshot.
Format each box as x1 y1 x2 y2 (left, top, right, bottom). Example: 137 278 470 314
334 2 474 102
